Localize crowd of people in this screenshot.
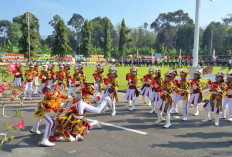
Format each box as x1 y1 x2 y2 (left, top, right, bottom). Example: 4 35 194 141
10 61 232 147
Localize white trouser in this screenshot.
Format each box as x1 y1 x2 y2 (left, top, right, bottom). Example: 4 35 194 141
204 100 220 114
13 77 21 86
189 93 200 106
124 89 137 101
95 82 101 96
32 113 53 139
57 85 64 94
173 94 189 117
24 82 33 98
76 98 108 115
68 86 81 96
222 96 232 118
39 83 46 94
34 76 39 86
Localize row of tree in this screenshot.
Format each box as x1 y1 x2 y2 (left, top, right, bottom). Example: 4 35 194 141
0 10 232 60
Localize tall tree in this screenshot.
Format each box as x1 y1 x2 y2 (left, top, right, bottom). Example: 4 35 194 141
53 19 70 57
118 19 132 59
7 22 22 46
67 13 84 33
49 14 62 29
103 18 111 61
151 10 193 51
176 24 194 54
202 22 228 55
19 12 41 58
82 20 92 58
0 20 11 46
223 14 232 25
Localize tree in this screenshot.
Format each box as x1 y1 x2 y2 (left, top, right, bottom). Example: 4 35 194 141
151 10 193 51
19 12 41 58
176 24 194 54
0 20 11 47
7 23 22 46
103 18 111 61
67 13 84 33
53 19 70 57
118 19 132 59
82 20 92 59
202 22 228 55
49 14 62 29
223 14 232 25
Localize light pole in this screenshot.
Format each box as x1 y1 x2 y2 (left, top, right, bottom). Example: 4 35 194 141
26 13 31 63
188 0 215 78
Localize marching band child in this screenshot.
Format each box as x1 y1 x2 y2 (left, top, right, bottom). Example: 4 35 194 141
221 72 232 121
189 69 203 116
203 71 227 126
23 65 35 100
124 67 139 111
155 71 174 128
172 70 190 121
149 68 162 113
140 67 154 106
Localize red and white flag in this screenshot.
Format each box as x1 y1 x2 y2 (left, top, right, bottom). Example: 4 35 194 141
179 49 182 58
136 50 139 58
212 48 215 58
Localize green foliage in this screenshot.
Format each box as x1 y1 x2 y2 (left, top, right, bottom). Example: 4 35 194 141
176 24 194 53
82 20 92 58
15 109 23 118
7 23 22 46
103 18 111 60
53 19 70 57
118 19 132 58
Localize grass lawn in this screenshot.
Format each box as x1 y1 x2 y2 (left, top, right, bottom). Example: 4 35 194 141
1 65 230 90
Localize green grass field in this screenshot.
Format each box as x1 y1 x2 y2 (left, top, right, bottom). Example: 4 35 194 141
1 65 230 90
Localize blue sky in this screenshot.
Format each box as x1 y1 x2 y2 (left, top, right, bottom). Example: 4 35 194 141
0 0 231 37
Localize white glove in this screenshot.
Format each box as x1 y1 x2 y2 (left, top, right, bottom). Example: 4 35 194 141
107 83 112 88
42 76 46 79
53 75 56 79
68 96 73 102
227 89 232 94
16 72 19 76
193 85 197 89
216 88 222 92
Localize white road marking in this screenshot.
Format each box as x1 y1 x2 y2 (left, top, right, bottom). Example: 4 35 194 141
88 119 147 135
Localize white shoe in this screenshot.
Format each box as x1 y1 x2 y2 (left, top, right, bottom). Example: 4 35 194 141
155 119 161 124
129 106 136 111
161 117 166 122
93 120 102 129
193 111 199 116
33 92 37 94
76 134 84 141
170 110 178 114
147 102 151 106
149 109 155 114
111 110 116 116
214 114 220 126
228 118 232 122
182 117 188 121
220 115 226 119
202 118 211 122
163 123 171 128
30 128 42 135
68 136 76 142
29 97 32 100
23 97 26 100
40 138 55 147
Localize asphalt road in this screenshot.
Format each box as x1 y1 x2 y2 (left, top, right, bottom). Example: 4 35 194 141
1 92 232 157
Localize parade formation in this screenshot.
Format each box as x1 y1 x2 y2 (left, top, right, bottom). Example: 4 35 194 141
8 60 232 147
